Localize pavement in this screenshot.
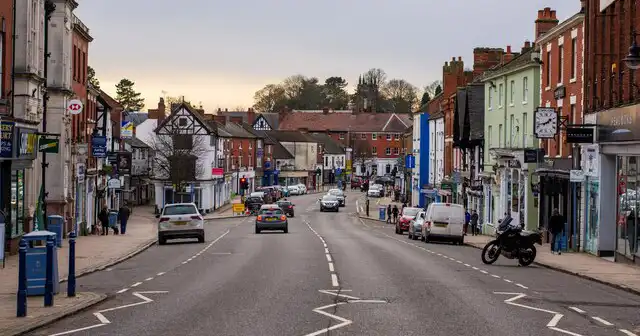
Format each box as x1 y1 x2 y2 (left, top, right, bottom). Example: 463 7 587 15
19 190 639 336
0 206 157 336
355 196 402 221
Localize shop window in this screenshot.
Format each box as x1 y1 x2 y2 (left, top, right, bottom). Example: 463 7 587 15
511 169 519 213
617 156 640 259
10 170 25 237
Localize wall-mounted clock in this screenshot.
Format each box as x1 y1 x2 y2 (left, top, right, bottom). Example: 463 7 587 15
534 107 558 139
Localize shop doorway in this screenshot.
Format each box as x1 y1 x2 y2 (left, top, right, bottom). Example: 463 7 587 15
615 156 640 262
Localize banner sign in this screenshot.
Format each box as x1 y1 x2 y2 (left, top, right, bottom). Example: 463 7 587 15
121 120 133 138
0 121 14 158
91 135 107 158
39 138 59 153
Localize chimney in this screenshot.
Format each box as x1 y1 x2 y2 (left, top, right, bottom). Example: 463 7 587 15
322 107 329 115
502 45 514 64
522 40 533 53
214 115 226 124
217 108 222 113
535 7 559 38
473 47 505 77
278 105 290 123
224 108 228 112
247 107 256 123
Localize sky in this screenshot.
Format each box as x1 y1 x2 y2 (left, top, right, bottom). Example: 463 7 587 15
75 0 579 112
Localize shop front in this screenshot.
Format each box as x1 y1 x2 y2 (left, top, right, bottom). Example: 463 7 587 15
535 158 574 247
581 144 600 255
75 163 86 234
466 178 484 228
596 105 640 263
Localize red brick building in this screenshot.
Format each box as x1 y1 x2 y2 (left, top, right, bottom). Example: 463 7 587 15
0 0 12 114
71 14 92 143
537 8 584 157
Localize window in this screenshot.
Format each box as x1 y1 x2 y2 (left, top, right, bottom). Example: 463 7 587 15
509 114 514 147
83 51 87 83
546 50 551 87
570 104 576 124
523 77 528 102
558 45 564 83
372 133 377 140
488 125 493 149
498 83 503 107
73 45 77 80
393 147 399 155
173 135 193 149
488 87 493 108
571 38 577 80
522 113 528 146
498 124 503 147
372 146 377 155
510 80 515 105
178 117 188 127
0 33 3 96
385 148 391 155
10 169 25 237
361 133 366 139
394 134 400 140
386 134 392 141
339 133 345 140
76 48 81 82
324 156 328 167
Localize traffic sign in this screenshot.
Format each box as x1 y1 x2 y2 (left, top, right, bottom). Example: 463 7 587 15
405 154 415 169
67 99 84 115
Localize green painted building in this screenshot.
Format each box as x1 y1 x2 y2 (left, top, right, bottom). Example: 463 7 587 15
479 46 541 231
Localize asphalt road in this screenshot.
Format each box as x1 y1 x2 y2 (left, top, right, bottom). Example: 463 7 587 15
28 191 640 336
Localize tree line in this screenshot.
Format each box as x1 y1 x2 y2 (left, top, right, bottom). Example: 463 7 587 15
253 68 442 113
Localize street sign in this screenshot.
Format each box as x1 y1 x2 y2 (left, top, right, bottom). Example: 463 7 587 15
405 154 415 169
39 138 59 153
91 136 107 158
67 99 84 115
107 178 121 189
121 121 133 138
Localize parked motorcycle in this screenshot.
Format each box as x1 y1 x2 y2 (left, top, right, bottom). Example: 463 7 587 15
481 221 543 267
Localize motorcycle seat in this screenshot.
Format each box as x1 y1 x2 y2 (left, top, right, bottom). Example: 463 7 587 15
519 231 536 236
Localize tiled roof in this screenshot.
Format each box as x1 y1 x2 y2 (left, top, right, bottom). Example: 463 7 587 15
265 130 316 143
219 122 257 138
124 136 150 148
307 133 345 154
256 113 279 129
251 129 277 145
278 112 412 132
480 48 536 81
272 142 294 159
154 102 217 134
127 112 148 126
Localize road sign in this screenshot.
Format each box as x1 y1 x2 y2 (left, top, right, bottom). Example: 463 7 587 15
39 138 59 153
335 168 342 176
67 99 83 115
232 203 245 214
405 154 415 169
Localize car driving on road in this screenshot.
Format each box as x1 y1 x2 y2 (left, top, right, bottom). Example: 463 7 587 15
319 194 340 212
367 184 383 197
255 204 289 234
276 199 295 217
156 203 205 245
327 188 346 207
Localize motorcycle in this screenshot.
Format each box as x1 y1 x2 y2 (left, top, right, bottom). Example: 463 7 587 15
481 220 543 267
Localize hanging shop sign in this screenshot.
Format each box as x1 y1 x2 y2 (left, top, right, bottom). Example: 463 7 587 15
67 99 84 115
91 135 107 158
117 152 132 175
0 121 14 158
596 105 640 142
39 138 59 153
76 163 86 183
566 127 594 144
15 128 39 160
107 178 121 189
121 120 133 138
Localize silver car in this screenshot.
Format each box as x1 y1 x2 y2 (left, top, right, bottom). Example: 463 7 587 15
156 203 205 245
408 210 426 241
319 195 340 212
327 189 346 207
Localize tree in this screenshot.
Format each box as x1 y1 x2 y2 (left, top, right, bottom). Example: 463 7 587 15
115 78 145 112
435 85 443 96
281 75 324 109
423 80 442 98
87 66 100 89
419 92 431 108
351 138 373 176
382 79 418 113
253 84 287 112
322 76 349 109
149 125 209 198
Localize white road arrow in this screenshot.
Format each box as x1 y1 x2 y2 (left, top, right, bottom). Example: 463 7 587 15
494 292 584 336
49 291 169 336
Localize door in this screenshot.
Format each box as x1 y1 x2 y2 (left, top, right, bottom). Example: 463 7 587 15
509 169 521 228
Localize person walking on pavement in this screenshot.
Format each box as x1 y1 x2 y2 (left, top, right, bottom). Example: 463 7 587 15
99 205 110 236
387 204 392 224
464 210 471 235
392 205 399 224
118 202 131 235
549 208 565 255
470 210 479 236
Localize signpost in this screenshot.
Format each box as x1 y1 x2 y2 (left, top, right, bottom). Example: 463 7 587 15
67 99 83 115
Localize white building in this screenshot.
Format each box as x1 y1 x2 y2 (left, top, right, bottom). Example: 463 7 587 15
429 116 445 186
411 113 421 205
151 103 220 213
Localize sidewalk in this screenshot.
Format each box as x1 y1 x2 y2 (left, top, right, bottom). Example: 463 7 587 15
356 196 402 221
0 205 157 335
464 234 640 295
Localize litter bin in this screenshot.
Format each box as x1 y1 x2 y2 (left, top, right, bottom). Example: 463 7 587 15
108 211 118 227
47 215 65 248
379 206 386 221
23 230 59 296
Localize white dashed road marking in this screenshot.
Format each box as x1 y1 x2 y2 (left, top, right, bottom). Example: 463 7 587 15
591 317 614 326
306 220 340 288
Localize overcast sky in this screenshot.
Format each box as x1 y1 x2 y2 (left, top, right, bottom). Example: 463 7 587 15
76 0 579 111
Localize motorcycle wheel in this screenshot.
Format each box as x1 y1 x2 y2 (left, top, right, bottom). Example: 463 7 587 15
518 245 537 267
481 240 502 264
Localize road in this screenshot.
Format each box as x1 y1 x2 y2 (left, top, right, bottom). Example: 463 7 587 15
28 191 640 336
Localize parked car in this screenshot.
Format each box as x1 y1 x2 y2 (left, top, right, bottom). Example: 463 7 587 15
396 207 421 234
156 203 204 245
296 184 307 194
276 200 295 217
319 194 340 212
244 196 264 214
351 176 363 189
367 184 383 197
421 203 466 245
255 204 288 234
408 210 426 240
327 188 346 207
287 185 301 195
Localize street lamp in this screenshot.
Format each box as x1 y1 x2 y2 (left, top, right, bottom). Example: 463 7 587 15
623 32 640 70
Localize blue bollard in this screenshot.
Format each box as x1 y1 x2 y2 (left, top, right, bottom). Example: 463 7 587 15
44 237 54 307
16 239 27 317
67 232 76 297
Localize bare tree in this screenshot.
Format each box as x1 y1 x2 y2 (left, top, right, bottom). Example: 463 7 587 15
423 80 443 98
149 128 209 197
382 79 418 113
351 138 373 176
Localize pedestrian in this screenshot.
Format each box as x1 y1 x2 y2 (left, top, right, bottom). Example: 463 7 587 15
98 205 109 236
392 205 399 224
464 210 471 235
470 210 479 236
387 204 392 224
549 208 565 255
118 202 131 235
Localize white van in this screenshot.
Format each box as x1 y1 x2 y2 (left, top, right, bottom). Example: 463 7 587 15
421 203 465 245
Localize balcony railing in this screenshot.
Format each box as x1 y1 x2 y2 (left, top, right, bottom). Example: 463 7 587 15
72 14 91 38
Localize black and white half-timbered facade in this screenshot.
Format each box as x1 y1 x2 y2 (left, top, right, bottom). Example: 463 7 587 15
252 113 279 131
153 103 225 213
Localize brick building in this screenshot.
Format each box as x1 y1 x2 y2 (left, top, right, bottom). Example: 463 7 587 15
442 57 473 178
0 0 12 114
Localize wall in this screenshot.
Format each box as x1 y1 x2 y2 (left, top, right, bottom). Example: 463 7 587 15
280 142 316 170
0 0 12 102
71 15 90 141
230 138 257 168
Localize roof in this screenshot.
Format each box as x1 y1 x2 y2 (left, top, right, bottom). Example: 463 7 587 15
218 122 257 138
307 133 345 154
265 130 317 143
535 12 585 45
480 48 537 81
254 113 279 129
97 89 122 109
154 102 217 134
124 136 150 148
278 111 412 133
272 142 294 159
127 112 148 126
251 129 277 145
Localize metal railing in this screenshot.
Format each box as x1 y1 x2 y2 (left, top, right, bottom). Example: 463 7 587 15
72 15 90 35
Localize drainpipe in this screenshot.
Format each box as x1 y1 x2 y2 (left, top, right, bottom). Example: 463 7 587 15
41 0 56 228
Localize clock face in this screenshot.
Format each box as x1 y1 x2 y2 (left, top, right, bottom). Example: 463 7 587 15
534 109 558 138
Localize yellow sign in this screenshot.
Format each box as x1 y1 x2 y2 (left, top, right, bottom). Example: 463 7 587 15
232 203 245 213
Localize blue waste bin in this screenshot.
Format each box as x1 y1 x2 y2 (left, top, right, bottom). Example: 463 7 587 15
379 206 386 221
47 215 64 248
22 231 59 296
108 211 118 227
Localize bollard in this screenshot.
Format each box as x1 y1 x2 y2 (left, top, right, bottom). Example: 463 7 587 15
16 239 27 317
67 231 76 297
44 236 54 307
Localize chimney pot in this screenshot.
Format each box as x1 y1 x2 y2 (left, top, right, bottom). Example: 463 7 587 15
451 57 455 61
217 108 221 112
458 56 462 61
506 45 511 54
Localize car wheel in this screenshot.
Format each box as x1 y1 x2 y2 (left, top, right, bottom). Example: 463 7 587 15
407 231 412 239
420 235 425 242
320 208 323 212
255 227 261 234
158 236 166 245
198 235 205 243
284 226 289 233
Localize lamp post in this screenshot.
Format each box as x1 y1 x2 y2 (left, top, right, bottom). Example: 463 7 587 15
623 32 640 70
40 0 56 228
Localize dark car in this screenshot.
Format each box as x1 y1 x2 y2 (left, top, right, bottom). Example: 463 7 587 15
244 196 264 214
276 200 295 217
328 189 346 207
351 176 363 189
319 195 339 212
255 205 288 234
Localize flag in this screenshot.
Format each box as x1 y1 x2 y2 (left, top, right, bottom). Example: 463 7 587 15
33 183 44 231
